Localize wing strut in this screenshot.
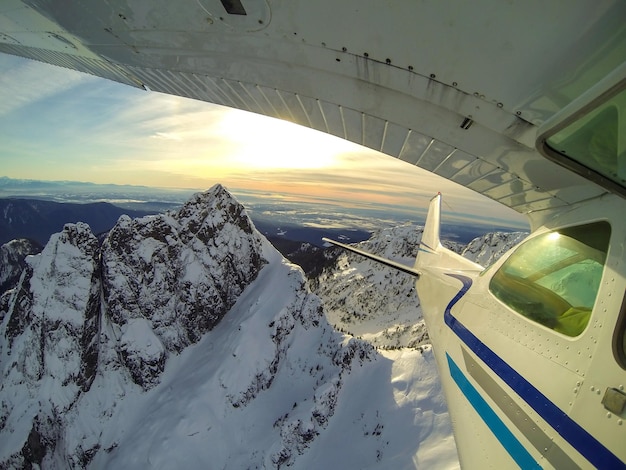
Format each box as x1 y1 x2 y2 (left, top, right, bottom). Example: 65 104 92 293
322 237 421 278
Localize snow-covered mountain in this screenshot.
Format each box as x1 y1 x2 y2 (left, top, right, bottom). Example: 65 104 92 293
0 185 458 469
461 230 528 267
312 225 527 349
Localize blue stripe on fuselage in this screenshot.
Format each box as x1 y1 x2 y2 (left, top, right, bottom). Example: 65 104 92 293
443 273 624 469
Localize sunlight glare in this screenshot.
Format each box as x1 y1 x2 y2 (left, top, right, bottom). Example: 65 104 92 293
218 109 359 170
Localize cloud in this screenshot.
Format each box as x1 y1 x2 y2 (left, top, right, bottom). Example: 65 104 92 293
151 132 183 141
218 162 527 228
0 55 93 116
77 89 234 161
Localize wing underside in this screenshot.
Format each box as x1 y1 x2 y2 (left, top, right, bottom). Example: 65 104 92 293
2 0 625 218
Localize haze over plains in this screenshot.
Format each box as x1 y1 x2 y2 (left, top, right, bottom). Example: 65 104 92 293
0 54 527 229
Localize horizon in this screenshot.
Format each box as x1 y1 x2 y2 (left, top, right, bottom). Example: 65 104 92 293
0 54 527 230
0 175 529 232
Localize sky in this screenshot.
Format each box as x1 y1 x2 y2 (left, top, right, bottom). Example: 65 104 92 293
0 54 527 228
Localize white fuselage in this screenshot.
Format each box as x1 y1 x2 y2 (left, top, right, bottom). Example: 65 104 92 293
416 193 626 468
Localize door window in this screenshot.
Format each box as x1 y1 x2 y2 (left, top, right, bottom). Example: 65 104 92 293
489 222 611 337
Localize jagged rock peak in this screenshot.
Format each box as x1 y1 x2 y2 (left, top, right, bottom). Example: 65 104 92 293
101 184 267 387
174 184 258 244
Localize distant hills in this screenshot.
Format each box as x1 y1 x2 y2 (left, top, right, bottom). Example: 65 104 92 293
0 176 525 252
0 198 155 245
0 176 196 203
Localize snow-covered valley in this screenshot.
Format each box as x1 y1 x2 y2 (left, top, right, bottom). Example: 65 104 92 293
0 185 526 468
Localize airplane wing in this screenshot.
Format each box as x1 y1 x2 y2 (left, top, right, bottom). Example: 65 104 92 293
2 0 625 223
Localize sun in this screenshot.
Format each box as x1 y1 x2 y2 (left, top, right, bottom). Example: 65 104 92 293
218 109 359 170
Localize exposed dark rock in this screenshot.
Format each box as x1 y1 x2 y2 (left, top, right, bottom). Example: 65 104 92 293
22 422 46 469
0 238 42 295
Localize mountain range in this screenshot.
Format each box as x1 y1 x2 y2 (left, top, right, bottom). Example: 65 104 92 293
0 198 157 246
0 184 526 468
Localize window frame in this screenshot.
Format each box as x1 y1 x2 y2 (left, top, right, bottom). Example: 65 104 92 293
536 69 626 199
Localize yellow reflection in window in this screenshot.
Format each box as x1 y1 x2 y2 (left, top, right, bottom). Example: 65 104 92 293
489 222 610 337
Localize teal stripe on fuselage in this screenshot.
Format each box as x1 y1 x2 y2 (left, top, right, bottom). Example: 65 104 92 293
446 353 542 470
